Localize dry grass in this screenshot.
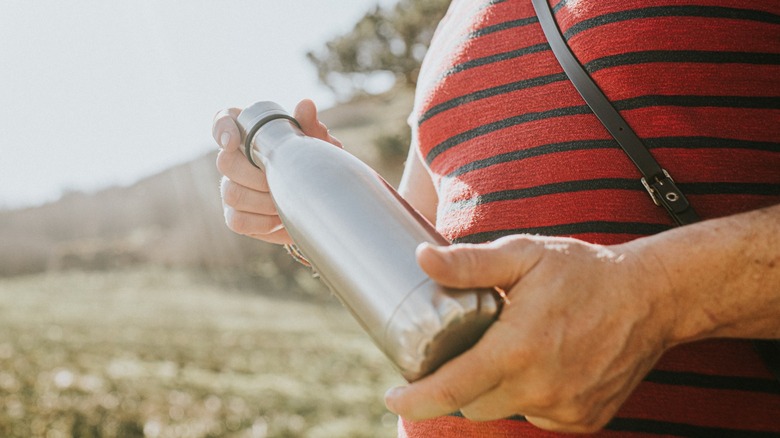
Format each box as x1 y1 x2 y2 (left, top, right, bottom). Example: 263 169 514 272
0 268 403 437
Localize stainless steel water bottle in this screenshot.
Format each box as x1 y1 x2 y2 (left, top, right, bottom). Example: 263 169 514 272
237 101 503 382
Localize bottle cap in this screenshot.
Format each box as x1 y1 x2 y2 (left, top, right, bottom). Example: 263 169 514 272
237 101 301 168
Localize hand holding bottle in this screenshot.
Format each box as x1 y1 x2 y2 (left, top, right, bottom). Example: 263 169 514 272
212 100 503 381
212 99 342 244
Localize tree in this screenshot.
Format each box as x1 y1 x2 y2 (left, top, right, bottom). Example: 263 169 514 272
307 0 451 100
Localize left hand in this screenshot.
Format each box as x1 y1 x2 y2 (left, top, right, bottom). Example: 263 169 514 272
213 99 342 245
384 234 679 433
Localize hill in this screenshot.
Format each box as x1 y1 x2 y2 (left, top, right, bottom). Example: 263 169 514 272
0 88 415 285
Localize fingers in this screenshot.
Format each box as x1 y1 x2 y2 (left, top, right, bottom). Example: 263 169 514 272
223 207 285 238
220 176 292 244
384 331 504 421
459 384 524 422
215 100 342 151
294 99 343 147
216 149 269 193
294 99 328 139
220 177 277 215
213 100 334 247
214 107 265 193
213 108 242 151
456 377 596 425
416 236 542 291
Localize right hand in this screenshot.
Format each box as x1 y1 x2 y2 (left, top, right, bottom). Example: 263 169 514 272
212 99 342 245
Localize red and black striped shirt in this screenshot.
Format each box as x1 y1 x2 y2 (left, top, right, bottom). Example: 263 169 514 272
403 0 780 436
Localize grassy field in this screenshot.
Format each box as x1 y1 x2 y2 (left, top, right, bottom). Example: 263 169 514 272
0 268 403 437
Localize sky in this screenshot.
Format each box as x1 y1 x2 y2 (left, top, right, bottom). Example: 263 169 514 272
0 0 399 209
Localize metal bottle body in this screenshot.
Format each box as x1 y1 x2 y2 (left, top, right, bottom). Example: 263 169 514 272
238 102 502 381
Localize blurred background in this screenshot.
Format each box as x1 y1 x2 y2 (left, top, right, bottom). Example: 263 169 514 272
0 1 450 436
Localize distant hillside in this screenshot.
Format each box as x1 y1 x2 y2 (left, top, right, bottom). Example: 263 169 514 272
319 88 415 184
0 88 414 282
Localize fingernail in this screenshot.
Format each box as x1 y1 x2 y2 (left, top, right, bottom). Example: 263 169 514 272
417 242 447 261
220 132 231 148
384 387 404 410
415 242 432 256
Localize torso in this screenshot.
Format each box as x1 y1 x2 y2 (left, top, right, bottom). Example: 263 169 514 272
403 0 780 435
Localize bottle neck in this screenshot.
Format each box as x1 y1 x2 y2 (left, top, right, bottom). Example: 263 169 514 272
248 118 304 167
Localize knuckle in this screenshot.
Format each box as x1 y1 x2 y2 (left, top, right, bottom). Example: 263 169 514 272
215 150 233 175
211 110 226 132
496 234 533 257
212 108 231 123
216 150 243 179
431 385 463 413
226 211 249 234
227 107 241 120
212 110 235 139
460 248 482 283
447 244 481 284
226 211 279 237
222 182 244 208
491 234 517 247
526 388 559 411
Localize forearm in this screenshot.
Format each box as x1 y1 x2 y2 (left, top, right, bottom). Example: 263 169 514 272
627 203 780 345
398 138 438 225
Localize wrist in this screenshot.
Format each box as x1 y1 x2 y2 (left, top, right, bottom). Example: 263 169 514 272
618 236 704 348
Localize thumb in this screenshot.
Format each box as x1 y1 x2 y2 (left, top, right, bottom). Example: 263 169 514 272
416 238 539 290
293 99 343 147
212 107 242 151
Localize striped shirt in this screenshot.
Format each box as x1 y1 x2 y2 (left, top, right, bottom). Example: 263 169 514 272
402 0 780 436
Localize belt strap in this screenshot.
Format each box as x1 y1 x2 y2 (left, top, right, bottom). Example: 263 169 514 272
531 0 780 384
532 0 699 226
